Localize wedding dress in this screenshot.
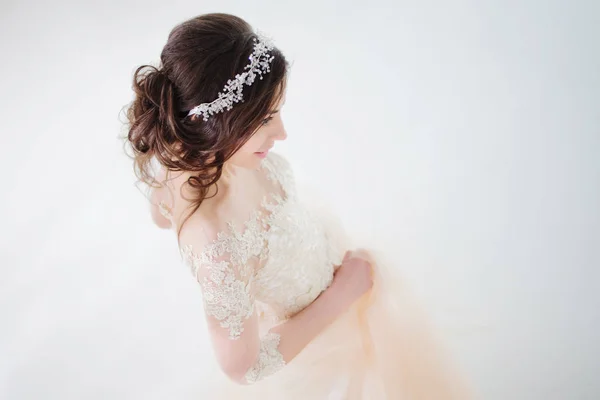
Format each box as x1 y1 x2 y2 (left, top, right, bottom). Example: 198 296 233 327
160 151 471 399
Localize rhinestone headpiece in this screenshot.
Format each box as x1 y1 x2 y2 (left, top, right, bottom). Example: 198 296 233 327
187 32 275 121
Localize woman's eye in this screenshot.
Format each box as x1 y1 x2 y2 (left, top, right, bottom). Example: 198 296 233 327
261 116 274 125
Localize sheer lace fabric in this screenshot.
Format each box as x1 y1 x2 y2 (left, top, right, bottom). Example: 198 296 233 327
178 152 342 383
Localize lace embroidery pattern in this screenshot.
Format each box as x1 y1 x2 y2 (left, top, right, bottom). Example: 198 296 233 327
179 215 266 340
179 155 289 340
244 332 286 384
179 152 337 344
261 151 296 201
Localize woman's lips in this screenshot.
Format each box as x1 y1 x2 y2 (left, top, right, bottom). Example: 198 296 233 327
254 150 269 158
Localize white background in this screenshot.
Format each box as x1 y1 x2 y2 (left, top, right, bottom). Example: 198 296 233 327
1 0 598 399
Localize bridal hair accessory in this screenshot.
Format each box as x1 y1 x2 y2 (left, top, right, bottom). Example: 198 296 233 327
187 31 275 121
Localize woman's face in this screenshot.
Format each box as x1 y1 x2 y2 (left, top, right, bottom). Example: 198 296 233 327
227 91 287 170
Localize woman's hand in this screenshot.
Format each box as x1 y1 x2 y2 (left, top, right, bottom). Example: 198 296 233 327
149 167 173 229
327 249 375 312
150 188 173 229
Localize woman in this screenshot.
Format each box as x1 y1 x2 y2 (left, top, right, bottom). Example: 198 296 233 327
123 12 470 399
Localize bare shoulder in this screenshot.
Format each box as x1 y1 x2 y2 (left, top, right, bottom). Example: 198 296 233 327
178 159 276 250
177 200 241 283
178 202 223 249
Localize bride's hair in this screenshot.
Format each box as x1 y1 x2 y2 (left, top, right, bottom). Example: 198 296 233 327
120 13 289 241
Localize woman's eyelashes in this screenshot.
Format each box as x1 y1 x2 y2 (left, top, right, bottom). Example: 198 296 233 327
261 115 274 125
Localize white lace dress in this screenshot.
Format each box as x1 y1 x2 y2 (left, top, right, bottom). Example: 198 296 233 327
160 152 471 399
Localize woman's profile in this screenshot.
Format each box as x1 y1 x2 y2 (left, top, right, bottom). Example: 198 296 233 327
122 12 470 399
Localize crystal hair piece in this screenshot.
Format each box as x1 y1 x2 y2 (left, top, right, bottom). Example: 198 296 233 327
187 32 275 121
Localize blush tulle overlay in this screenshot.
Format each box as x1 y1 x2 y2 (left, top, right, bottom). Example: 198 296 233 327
191 183 472 399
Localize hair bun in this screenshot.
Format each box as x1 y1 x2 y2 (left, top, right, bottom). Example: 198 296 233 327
127 65 179 156
137 66 174 124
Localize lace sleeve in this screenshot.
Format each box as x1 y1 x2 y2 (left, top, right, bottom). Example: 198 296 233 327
179 219 286 384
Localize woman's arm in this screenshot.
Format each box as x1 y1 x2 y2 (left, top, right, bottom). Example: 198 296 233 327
246 250 373 382
267 278 351 362
229 279 352 384
179 216 373 385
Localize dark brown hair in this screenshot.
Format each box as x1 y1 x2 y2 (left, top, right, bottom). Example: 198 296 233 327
120 13 289 243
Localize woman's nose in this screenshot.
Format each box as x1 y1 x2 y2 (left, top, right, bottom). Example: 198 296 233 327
275 128 287 141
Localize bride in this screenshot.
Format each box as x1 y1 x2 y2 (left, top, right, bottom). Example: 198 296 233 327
123 12 470 399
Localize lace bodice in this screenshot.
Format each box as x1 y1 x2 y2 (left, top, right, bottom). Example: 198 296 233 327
172 152 344 383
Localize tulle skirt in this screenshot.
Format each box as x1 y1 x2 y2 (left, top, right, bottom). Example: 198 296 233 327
194 187 472 399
